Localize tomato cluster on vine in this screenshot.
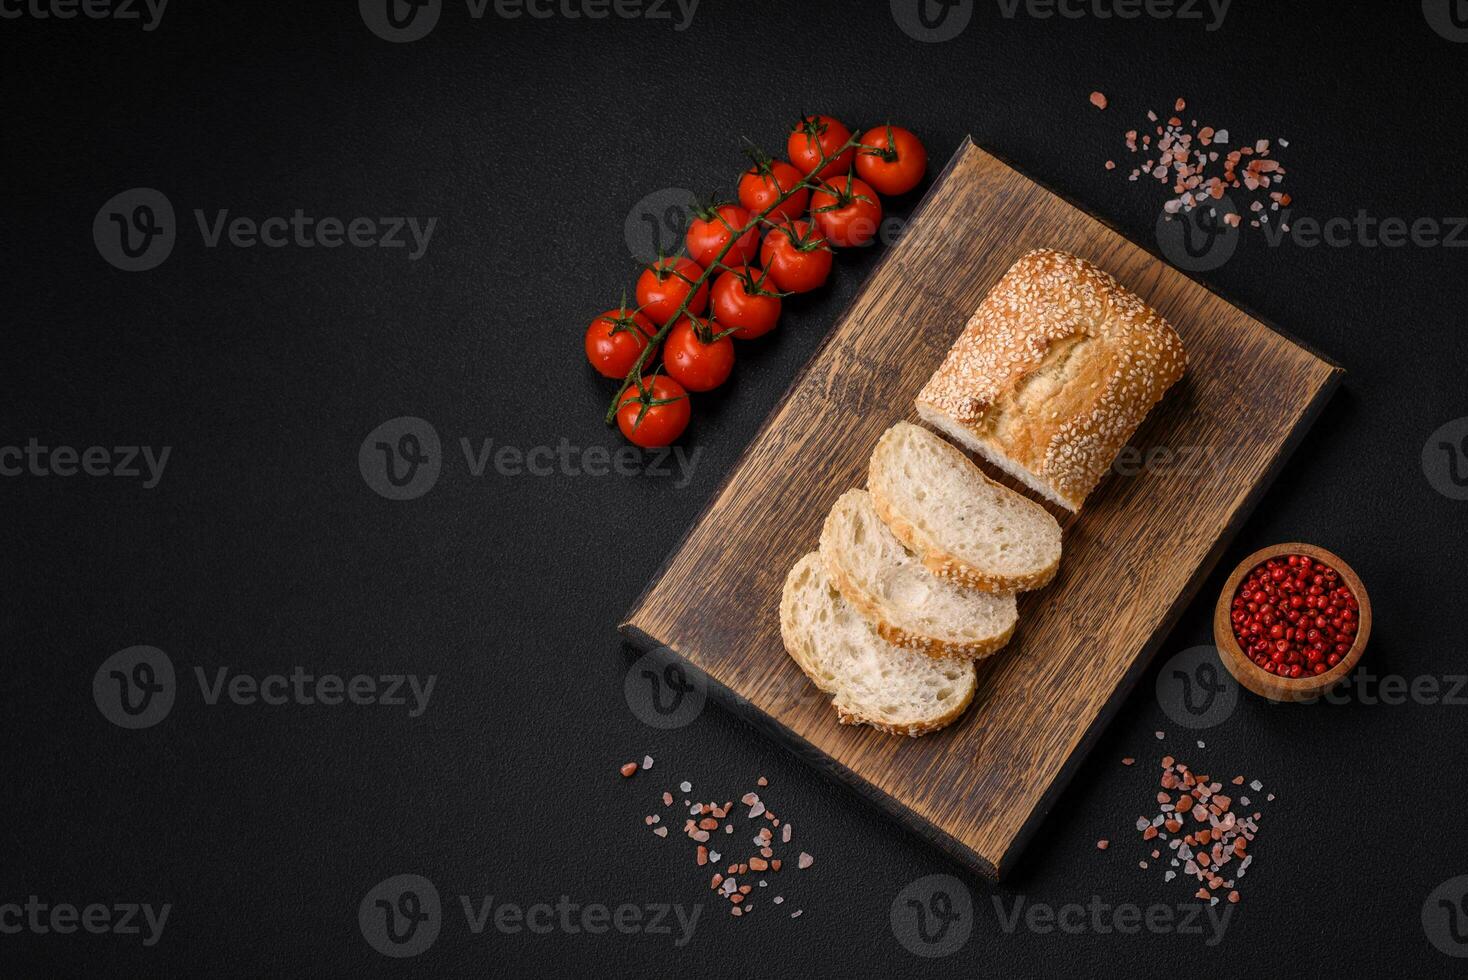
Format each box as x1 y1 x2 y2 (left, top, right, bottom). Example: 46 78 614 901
585 116 928 448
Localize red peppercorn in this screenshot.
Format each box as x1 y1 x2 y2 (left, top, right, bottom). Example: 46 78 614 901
1232 553 1358 677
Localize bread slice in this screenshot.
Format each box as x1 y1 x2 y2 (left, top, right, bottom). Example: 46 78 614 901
820 489 1017 660
916 249 1187 512
868 422 1062 593
779 553 976 737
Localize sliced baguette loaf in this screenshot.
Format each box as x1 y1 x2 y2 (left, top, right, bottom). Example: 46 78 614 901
868 422 1062 593
820 489 1017 660
780 553 976 737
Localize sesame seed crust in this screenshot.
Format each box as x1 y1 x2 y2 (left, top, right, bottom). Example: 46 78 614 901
915 249 1187 511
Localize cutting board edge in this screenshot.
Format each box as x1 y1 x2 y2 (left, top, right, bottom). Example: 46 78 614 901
615 624 1003 882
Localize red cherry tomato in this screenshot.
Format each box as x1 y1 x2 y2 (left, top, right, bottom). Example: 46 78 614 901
711 266 782 340
758 219 834 294
855 125 928 196
617 375 691 448
787 114 855 180
635 257 708 325
738 157 809 225
663 316 734 392
810 174 883 248
685 203 760 270
584 303 659 379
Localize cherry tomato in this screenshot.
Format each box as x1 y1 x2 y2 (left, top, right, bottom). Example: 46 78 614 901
855 125 928 196
787 114 855 180
635 257 708 325
810 174 883 248
759 219 834 294
663 315 734 392
584 301 659 379
685 203 760 270
738 157 809 225
711 266 782 340
617 375 690 448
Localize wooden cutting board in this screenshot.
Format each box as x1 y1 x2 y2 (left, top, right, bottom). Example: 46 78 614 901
620 139 1342 880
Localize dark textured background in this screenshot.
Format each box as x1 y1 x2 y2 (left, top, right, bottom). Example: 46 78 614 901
5 1 1468 975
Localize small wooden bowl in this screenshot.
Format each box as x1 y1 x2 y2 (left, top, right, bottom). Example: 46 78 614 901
1214 543 1371 702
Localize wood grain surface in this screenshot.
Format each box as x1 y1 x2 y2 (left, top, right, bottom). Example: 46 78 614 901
620 139 1343 880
